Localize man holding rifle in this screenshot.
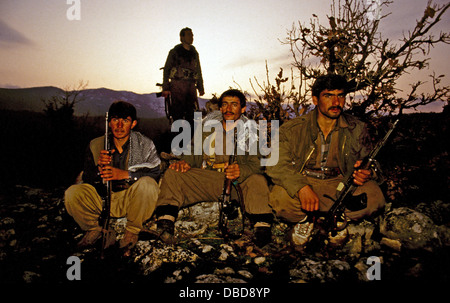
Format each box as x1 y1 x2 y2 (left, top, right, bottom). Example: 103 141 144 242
154 89 274 247
266 74 386 247
161 27 204 130
64 101 161 254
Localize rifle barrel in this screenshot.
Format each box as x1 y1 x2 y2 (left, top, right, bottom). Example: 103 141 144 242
101 112 112 259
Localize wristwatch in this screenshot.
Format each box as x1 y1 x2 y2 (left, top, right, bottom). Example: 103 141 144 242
126 171 138 183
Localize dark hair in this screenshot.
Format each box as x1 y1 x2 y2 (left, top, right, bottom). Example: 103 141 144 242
108 101 137 121
311 74 348 98
218 89 246 108
179 27 192 37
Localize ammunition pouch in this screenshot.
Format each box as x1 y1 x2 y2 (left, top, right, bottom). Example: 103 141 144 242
169 67 198 81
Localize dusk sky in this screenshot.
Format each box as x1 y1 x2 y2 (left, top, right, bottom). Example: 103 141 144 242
1 0 448 107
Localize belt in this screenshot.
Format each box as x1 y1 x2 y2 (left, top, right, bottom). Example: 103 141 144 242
302 167 341 179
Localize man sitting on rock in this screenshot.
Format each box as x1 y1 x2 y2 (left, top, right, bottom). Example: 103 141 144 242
64 101 161 254
154 89 274 247
266 74 386 247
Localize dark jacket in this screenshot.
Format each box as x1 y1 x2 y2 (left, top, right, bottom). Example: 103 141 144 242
163 44 204 94
82 131 161 191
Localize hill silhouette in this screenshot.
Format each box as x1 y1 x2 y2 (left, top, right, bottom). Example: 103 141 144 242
0 86 210 119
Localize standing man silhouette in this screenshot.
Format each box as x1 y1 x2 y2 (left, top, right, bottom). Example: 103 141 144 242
161 27 204 130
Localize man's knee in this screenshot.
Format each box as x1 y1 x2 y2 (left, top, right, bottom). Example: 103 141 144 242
362 180 385 213
367 188 386 217
64 183 98 216
347 181 386 220
130 176 160 199
134 176 158 189
244 174 267 186
160 167 178 181
64 184 89 206
269 185 305 223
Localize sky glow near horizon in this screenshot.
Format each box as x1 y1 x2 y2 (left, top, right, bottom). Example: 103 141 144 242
0 0 448 112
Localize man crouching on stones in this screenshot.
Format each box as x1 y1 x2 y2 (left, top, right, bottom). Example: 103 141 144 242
266 74 386 248
64 101 161 255
154 89 274 247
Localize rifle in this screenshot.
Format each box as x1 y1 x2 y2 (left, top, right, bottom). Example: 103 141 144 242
318 119 399 236
99 112 112 259
156 83 173 124
156 66 174 124
218 128 245 239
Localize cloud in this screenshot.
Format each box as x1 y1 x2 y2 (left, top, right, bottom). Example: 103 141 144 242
0 20 33 46
0 83 22 89
223 52 292 70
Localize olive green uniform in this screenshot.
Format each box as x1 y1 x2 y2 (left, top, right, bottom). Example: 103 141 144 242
266 109 385 222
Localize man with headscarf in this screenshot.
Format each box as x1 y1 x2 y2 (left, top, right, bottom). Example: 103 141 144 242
65 101 161 255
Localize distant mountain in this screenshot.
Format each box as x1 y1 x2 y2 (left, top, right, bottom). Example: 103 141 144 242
0 86 210 119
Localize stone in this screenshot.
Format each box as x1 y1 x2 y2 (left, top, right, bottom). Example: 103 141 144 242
238 270 253 279
133 240 199 275
380 237 402 251
214 267 235 275
23 271 41 283
289 258 351 282
436 225 450 247
380 207 442 252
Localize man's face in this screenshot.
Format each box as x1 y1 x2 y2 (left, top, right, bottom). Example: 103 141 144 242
109 116 137 140
313 89 346 120
181 30 194 45
220 96 246 122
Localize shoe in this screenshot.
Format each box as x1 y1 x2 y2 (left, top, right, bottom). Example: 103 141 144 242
101 229 117 249
119 230 139 249
77 229 102 248
156 219 175 244
253 226 272 248
291 220 314 247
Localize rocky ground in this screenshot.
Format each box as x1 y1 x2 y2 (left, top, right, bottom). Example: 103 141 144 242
1 184 449 286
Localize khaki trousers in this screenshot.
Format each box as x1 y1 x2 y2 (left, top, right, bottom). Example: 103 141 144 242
64 176 159 234
156 168 273 216
269 176 385 223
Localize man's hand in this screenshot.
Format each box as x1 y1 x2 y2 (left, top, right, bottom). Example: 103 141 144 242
98 149 114 166
169 160 191 172
100 166 129 181
352 160 372 186
224 163 240 180
298 185 320 212
97 149 128 181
